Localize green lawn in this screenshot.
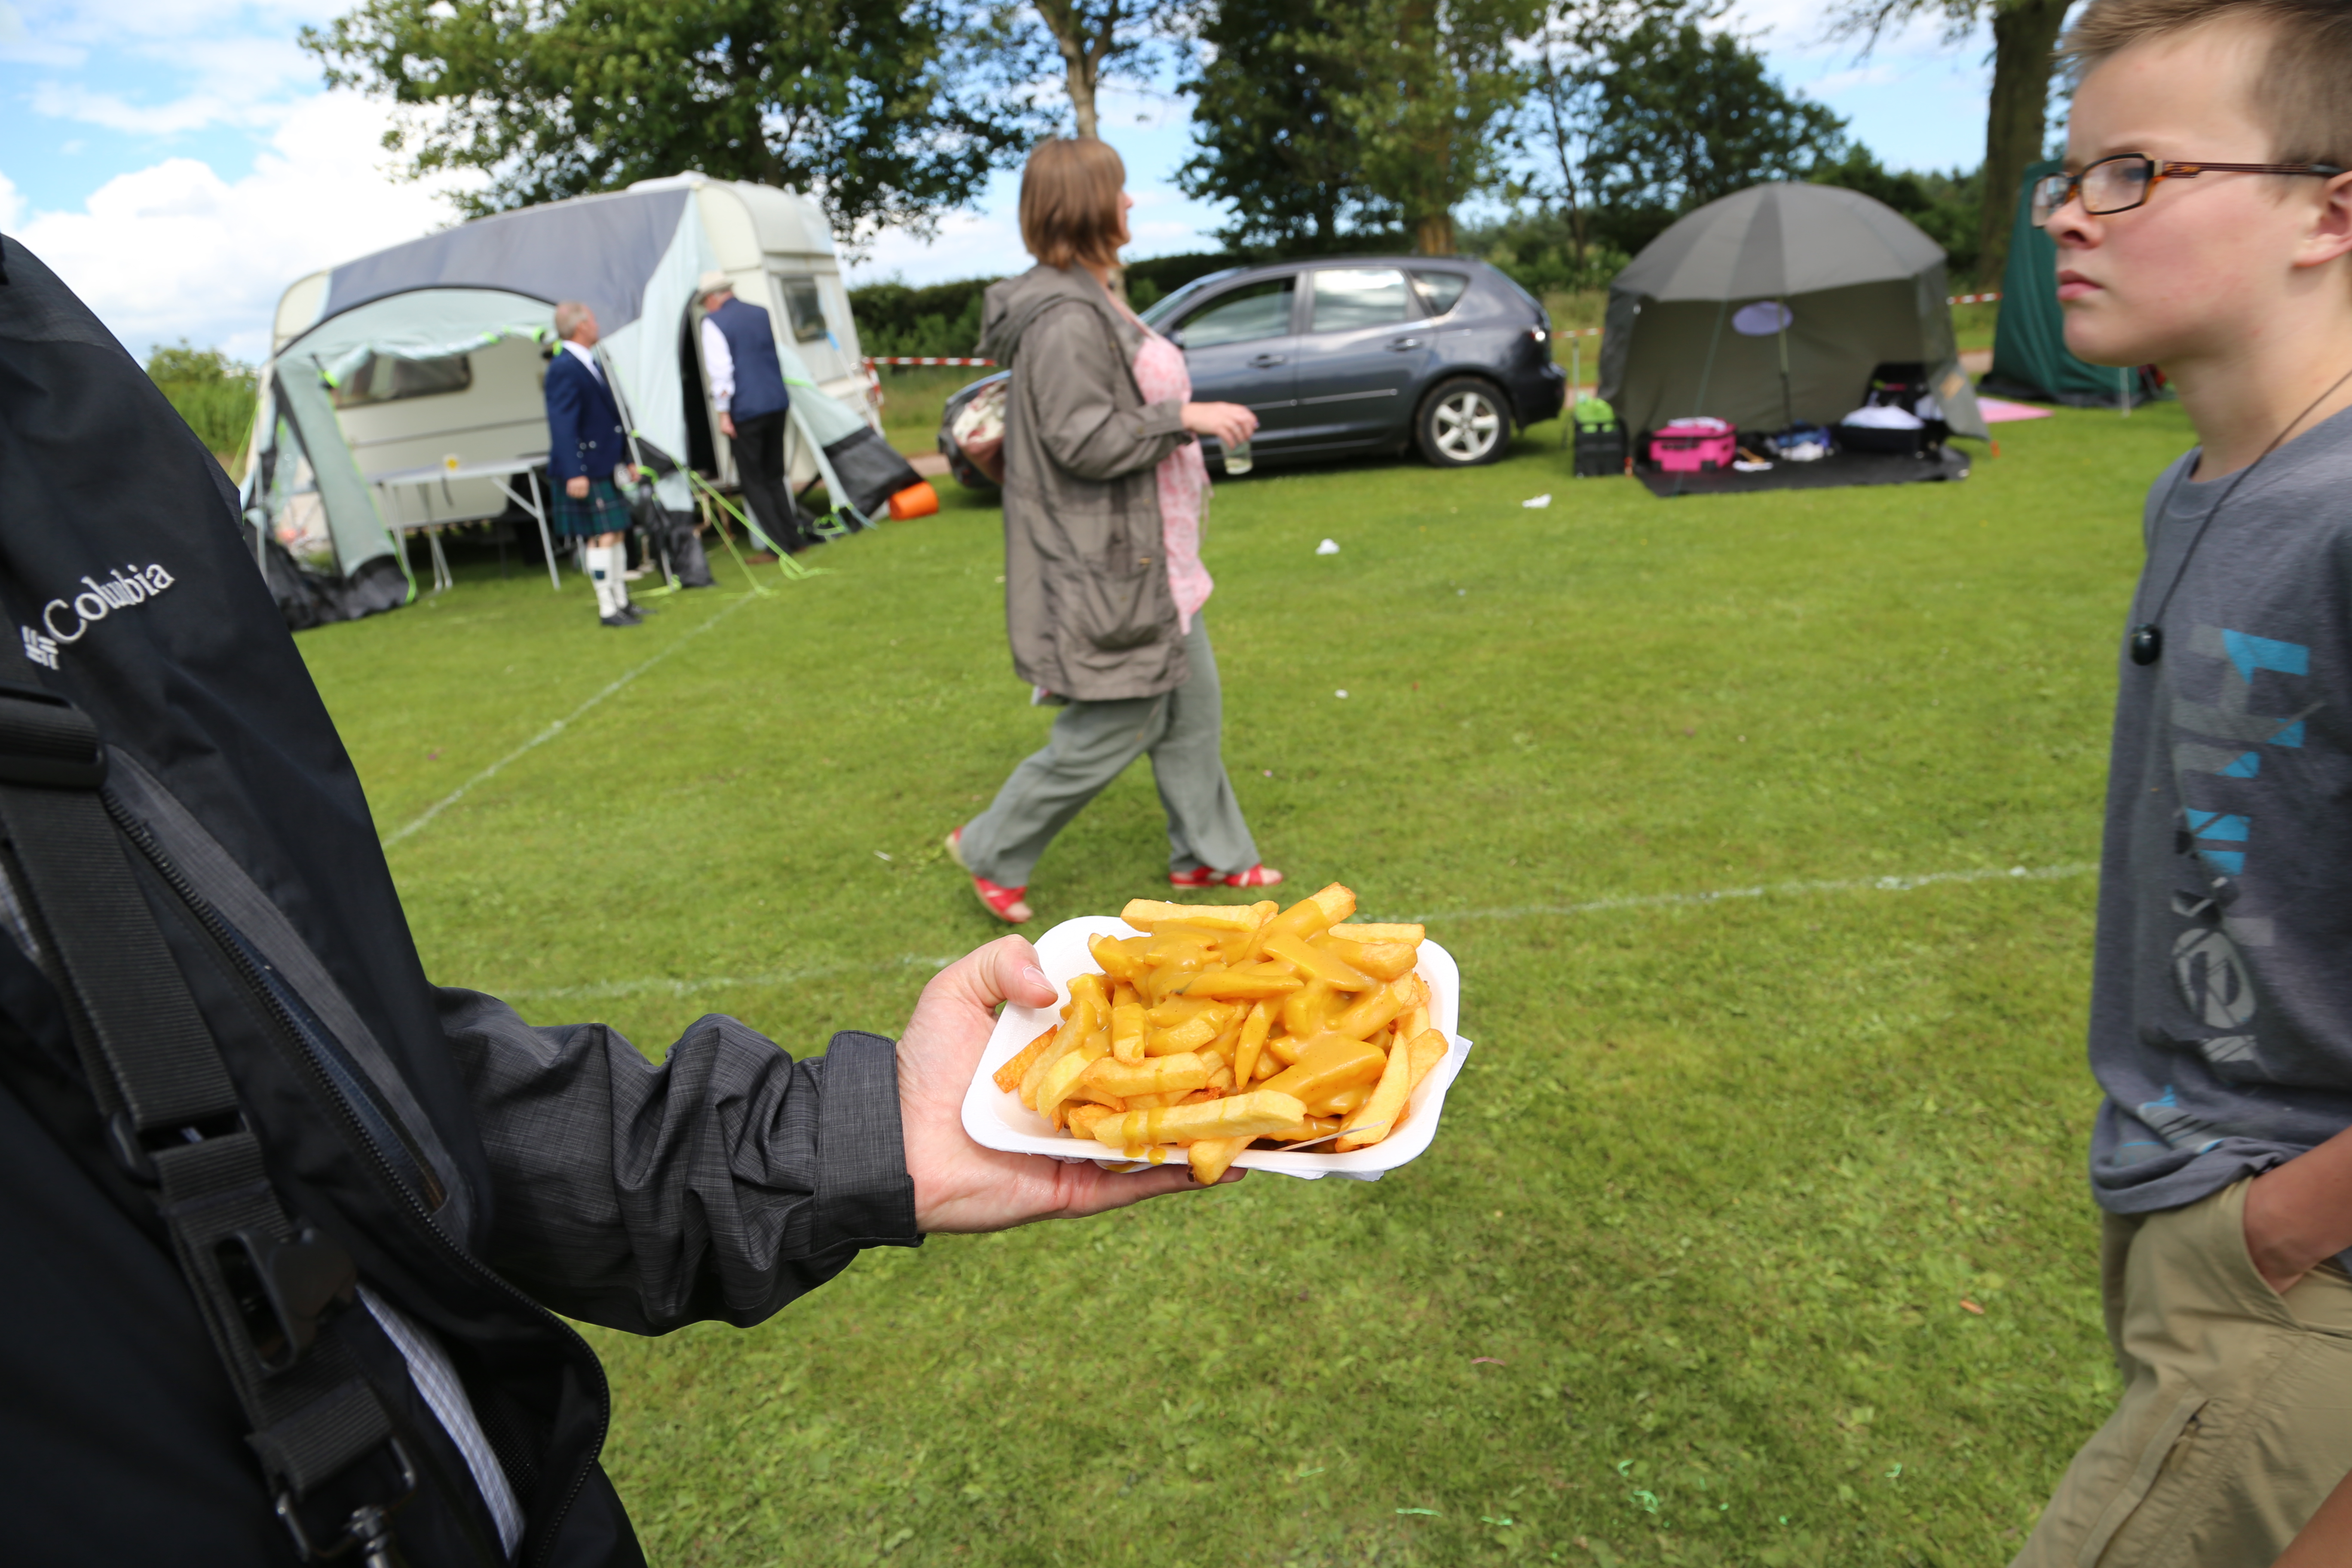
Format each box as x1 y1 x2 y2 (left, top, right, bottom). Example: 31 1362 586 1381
300 399 2189 1566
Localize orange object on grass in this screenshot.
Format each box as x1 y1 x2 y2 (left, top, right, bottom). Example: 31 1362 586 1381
887 482 939 520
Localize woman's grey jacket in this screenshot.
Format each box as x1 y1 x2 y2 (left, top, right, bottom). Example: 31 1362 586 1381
977 263 1193 702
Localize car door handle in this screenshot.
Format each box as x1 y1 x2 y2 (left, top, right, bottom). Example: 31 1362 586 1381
1387 338 1424 351
1249 353 1287 368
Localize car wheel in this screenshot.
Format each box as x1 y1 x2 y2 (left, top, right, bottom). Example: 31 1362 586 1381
1416 377 1510 467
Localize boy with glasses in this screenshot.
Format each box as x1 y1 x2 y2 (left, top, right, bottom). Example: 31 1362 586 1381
2015 3 2352 1564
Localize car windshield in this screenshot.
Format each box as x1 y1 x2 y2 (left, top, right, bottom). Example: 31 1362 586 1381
1139 272 1233 329
1175 278 1297 347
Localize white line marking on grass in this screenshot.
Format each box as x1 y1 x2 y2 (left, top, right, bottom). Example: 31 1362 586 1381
495 863 2095 1007
1386 861 2096 924
381 594 759 850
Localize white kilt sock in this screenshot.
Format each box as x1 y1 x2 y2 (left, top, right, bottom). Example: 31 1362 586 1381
588 545 621 619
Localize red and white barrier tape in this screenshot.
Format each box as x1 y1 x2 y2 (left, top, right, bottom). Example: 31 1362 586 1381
864 355 998 368
1948 292 2003 305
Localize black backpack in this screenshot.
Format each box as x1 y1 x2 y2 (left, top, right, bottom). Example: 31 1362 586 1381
0 240 637 1564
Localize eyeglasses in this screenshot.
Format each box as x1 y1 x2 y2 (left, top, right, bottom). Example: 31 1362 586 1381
2031 154 2346 227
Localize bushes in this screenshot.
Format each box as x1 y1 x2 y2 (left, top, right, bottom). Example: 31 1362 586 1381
847 253 1256 358
146 341 258 461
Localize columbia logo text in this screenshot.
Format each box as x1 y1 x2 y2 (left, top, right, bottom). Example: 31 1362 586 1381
37 564 178 651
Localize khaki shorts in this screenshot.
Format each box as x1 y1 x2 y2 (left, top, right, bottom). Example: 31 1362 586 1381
2012 1179 2352 1568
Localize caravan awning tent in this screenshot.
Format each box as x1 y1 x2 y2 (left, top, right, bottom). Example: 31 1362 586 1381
1599 182 1989 444
242 174 916 618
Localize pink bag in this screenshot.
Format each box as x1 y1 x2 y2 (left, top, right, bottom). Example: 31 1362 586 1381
1648 417 1736 473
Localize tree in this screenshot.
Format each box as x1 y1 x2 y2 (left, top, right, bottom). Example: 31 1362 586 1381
1811 144 1984 273
1176 0 1399 252
1516 0 1712 266
1579 18 1848 253
304 0 1034 242
1307 0 1546 254
1831 0 2071 283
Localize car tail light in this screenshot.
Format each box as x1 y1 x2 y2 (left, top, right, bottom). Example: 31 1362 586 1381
1527 327 1549 343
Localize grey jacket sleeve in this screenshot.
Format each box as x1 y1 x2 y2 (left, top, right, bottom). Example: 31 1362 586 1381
434 986 919 1335
1021 301 1189 482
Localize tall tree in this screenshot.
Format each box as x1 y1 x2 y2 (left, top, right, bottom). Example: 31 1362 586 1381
1831 0 2071 283
979 0 1190 141
1516 0 1713 265
1579 16 1848 249
1177 0 1396 251
1306 0 1545 254
304 0 1035 241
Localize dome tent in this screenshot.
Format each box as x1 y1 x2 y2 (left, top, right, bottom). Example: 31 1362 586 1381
243 174 915 625
1597 183 1989 457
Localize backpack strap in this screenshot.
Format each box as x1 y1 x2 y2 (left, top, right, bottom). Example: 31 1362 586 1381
0 672 415 1563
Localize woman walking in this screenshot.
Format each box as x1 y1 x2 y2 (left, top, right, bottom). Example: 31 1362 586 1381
947 138 1279 924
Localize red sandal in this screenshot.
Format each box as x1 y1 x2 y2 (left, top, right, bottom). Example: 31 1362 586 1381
1220 864 1283 888
1167 866 1217 888
947 827 1031 923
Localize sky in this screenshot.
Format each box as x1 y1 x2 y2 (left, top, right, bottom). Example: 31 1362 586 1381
1 0 1997 365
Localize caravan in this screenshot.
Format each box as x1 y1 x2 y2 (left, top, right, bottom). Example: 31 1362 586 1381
244 174 916 622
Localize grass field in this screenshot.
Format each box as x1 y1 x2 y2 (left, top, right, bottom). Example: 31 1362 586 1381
298 398 2186 1566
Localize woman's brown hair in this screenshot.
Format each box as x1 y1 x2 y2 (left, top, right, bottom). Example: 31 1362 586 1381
1020 138 1127 271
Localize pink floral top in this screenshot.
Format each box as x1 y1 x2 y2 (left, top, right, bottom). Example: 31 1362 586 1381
1131 330 1213 633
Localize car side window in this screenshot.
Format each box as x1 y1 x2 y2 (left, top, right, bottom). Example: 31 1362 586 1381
1411 271 1469 317
1310 268 1415 333
1176 278 1296 348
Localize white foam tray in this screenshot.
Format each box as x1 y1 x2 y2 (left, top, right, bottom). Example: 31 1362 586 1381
959 915 1472 1181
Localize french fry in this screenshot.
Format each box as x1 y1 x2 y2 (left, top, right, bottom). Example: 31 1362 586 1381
1259 1114 1343 1141
1263 1033 1305 1068
1188 1134 1252 1184
1332 975 1417 1041
1259 1034 1388 1108
1110 1002 1148 1066
1091 1090 1308 1150
1404 1028 1447 1090
1263 932 1374 992
1252 1048 1281 1080
1319 938 1420 983
1335 1019 1416 1150
1329 922 1425 944
1305 882 1357 924
1019 1014 1084 1109
1125 1090 1188 1110
1177 966 1305 1000
1146 1004 1237 1056
993 1026 1059 1094
1088 931 1148 981
1037 1034 1111 1123
1082 1051 1213 1099
1231 1001 1273 1088
1067 1103 1117 1140
1111 978 1140 1010
1120 899 1259 933
1315 1081 1373 1117
1262 895 1333 944
1145 995 1219 1027
1281 978 1337 1041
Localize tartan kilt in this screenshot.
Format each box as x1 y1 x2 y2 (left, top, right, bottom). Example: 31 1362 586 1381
551 477 632 539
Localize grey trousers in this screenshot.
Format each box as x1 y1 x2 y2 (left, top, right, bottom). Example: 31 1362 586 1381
960 615 1259 888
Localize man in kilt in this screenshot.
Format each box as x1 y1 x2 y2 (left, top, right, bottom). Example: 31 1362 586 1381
546 300 646 628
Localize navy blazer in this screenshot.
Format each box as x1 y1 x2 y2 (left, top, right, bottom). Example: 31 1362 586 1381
544 346 628 483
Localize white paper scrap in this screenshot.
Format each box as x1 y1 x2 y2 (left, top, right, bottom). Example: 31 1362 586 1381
1522 494 1552 508
1315 538 1341 555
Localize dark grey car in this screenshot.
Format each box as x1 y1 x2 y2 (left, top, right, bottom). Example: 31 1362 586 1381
938 257 1564 485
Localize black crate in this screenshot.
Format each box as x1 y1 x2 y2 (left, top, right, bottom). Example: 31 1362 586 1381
1830 422 1930 457
1574 424 1626 478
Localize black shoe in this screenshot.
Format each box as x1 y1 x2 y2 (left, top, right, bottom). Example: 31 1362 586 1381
621 601 655 616
600 613 641 628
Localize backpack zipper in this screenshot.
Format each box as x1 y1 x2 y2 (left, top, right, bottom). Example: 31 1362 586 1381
107 797 608 1567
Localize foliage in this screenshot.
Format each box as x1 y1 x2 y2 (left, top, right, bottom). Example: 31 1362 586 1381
297 399 2185 1565
981 0 1191 139
1812 146 1987 280
1458 210 1630 295
847 254 1250 359
146 340 258 459
303 0 1036 242
1178 0 1402 253
1579 17 1849 256
1306 0 1547 254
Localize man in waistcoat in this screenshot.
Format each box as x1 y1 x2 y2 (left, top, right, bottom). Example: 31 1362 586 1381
698 272 817 556
544 300 645 628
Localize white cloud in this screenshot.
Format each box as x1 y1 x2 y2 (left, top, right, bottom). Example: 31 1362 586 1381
0 168 21 231
15 91 480 362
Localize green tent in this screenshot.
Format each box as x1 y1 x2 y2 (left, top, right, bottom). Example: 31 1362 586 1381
1984 158 2157 408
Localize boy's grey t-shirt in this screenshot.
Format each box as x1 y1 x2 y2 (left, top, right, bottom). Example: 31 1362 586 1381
2090 405 2352 1214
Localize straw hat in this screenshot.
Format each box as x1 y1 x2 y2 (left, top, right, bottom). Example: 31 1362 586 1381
697 270 734 299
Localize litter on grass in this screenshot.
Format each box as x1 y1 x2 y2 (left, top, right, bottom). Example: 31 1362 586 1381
1522 494 1551 508
1960 1298 1986 1315
1472 1357 1505 1365
1315 538 1341 554
1336 689 1349 698
1396 1509 1440 1517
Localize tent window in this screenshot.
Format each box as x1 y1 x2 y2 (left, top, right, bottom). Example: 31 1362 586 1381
331 353 472 409
1411 271 1469 317
778 277 829 343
